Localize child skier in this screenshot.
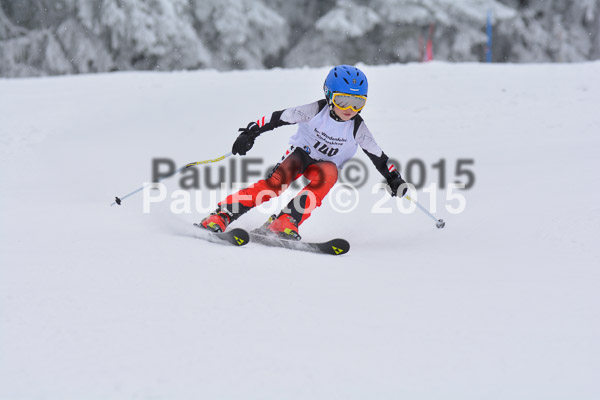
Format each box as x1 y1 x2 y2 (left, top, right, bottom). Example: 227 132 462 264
199 64 407 240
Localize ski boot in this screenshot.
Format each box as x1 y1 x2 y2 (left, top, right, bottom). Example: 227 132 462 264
266 213 301 241
199 210 232 233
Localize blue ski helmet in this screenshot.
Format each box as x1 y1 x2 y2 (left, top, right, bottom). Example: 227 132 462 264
323 65 368 103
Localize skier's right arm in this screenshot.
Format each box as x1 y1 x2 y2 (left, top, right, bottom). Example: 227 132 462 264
232 101 326 156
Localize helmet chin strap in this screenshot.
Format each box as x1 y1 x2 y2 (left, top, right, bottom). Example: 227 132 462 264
325 96 344 122
329 108 344 122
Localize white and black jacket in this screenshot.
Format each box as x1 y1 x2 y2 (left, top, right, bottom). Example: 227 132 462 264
252 99 396 180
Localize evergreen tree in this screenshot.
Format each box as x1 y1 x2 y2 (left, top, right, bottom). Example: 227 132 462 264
0 0 598 77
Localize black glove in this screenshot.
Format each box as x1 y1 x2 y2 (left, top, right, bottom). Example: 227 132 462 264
232 122 260 156
387 170 408 197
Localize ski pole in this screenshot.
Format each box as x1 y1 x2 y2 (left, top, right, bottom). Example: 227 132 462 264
405 195 446 229
184 152 232 168
110 152 233 206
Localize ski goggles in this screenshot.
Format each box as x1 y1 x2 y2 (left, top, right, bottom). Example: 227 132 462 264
331 93 367 112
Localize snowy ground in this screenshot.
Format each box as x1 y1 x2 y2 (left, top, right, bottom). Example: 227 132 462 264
1 62 599 399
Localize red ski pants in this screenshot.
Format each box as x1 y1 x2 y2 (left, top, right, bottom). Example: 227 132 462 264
220 148 338 225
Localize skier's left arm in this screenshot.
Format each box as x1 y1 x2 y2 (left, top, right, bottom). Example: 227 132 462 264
356 122 408 197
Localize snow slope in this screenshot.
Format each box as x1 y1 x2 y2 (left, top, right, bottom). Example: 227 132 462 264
1 63 599 399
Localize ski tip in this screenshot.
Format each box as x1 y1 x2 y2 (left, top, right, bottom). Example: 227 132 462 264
227 228 250 246
322 238 350 256
193 223 250 247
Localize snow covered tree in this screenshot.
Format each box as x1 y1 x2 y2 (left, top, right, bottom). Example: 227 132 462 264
0 0 212 76
96 0 211 70
0 1 78 76
283 0 381 67
495 0 600 62
0 0 599 77
284 0 517 67
190 0 289 69
264 0 334 48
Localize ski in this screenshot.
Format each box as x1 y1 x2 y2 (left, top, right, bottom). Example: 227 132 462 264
249 230 350 256
193 223 249 247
